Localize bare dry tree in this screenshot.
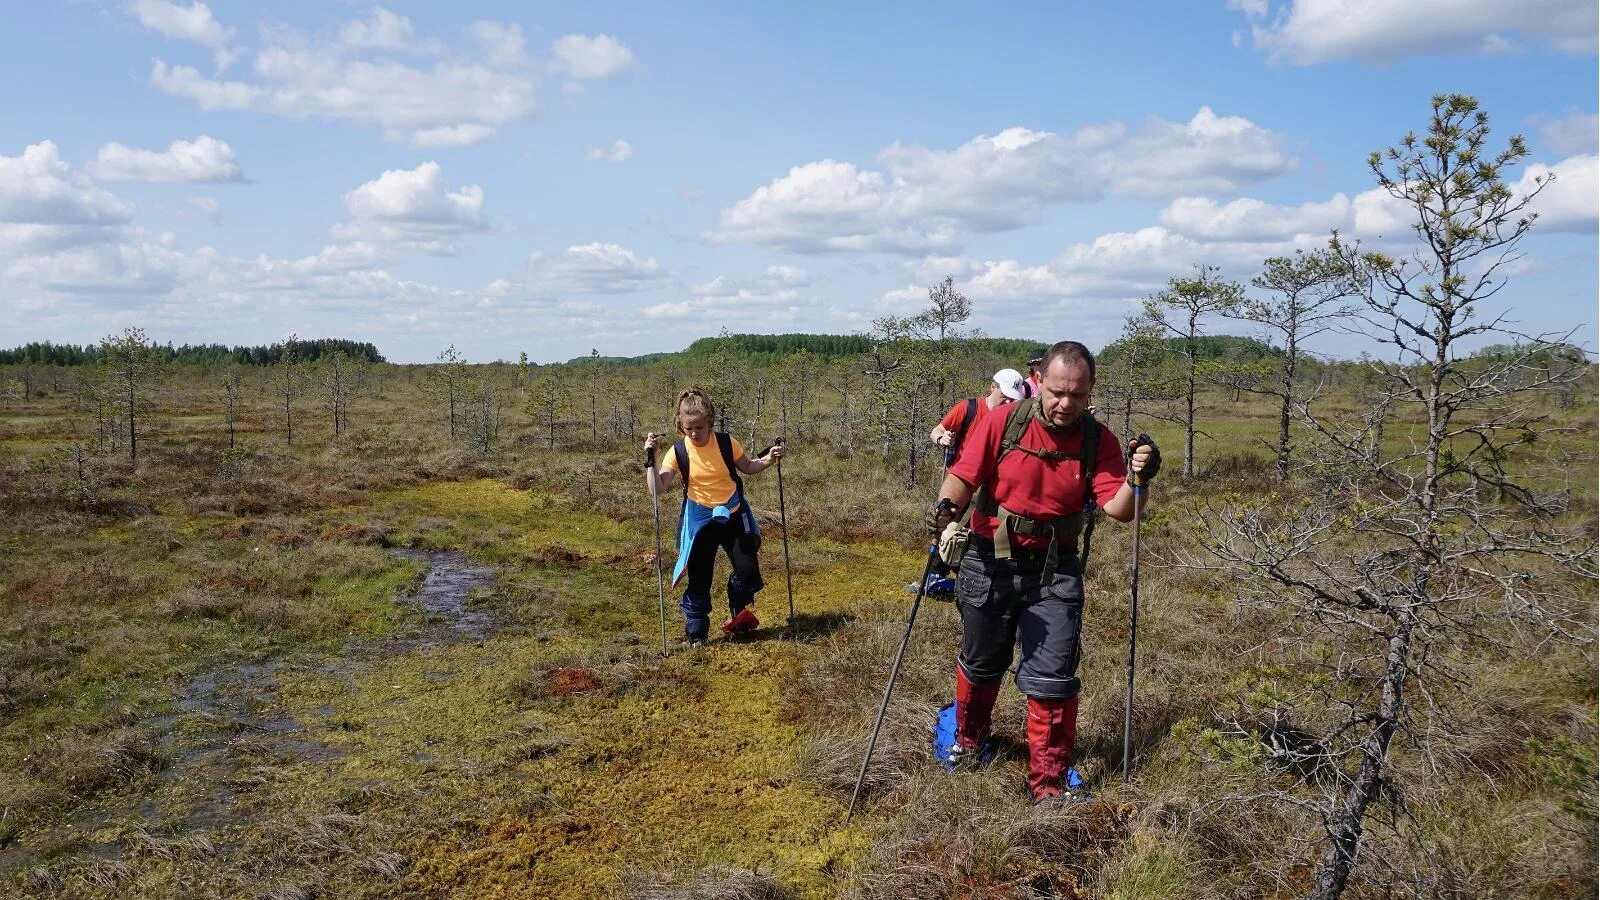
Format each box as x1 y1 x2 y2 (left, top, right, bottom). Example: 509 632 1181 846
1227 248 1359 481
1144 265 1246 478
1189 95 1595 898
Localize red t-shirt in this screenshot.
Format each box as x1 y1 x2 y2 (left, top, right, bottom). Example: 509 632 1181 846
949 407 1127 548
939 398 1006 465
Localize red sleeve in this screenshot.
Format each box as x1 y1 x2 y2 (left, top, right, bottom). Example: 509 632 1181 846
1091 423 1128 507
938 400 967 432
949 402 1006 488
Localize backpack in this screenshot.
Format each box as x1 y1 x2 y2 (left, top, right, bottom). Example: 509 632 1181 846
943 398 980 467
967 397 1103 574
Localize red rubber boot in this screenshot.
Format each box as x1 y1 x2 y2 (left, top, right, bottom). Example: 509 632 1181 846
955 667 1001 749
1025 695 1080 802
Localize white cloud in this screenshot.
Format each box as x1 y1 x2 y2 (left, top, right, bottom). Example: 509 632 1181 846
128 0 230 49
513 242 670 296
148 13 536 148
190 196 222 224
1107 107 1297 199
1160 194 1354 241
333 161 486 252
0 142 135 226
467 21 526 68
1516 154 1599 233
1227 0 1269 15
338 7 439 54
642 266 810 322
1538 111 1599 157
1240 0 1598 64
86 135 244 183
550 34 639 79
585 139 635 163
411 124 499 149
711 111 1294 254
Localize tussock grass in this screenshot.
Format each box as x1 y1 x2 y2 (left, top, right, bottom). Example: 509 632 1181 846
2 378 1593 898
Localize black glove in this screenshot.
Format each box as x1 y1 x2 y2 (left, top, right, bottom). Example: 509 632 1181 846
1129 434 1161 486
925 499 958 535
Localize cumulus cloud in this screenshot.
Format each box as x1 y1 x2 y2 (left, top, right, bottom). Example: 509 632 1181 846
332 161 486 252
338 6 439 54
585 139 635 163
86 135 244 183
1107 107 1298 198
550 34 639 79
492 242 670 298
129 0 230 49
642 266 810 321
1516 154 1599 233
1238 0 1598 64
148 12 536 148
1160 194 1354 241
0 142 135 226
710 110 1294 254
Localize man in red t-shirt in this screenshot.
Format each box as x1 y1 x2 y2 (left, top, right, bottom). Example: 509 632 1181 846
928 340 1161 803
929 367 1026 468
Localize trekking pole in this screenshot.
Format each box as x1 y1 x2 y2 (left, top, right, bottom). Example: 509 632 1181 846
846 524 946 824
646 443 669 658
774 436 795 627
1122 436 1150 783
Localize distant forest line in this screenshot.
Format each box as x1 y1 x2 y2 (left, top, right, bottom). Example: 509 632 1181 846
4 331 1583 370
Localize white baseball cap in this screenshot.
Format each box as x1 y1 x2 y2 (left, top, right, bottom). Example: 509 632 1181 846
992 368 1025 401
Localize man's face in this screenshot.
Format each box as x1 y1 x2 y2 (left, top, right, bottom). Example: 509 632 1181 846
1038 357 1094 428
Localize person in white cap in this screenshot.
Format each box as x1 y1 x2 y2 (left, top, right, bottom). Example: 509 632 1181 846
931 368 1026 470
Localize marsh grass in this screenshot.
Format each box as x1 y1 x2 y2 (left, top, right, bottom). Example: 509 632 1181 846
0 375 1593 898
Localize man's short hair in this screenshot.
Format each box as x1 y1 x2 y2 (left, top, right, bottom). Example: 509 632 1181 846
1044 340 1096 381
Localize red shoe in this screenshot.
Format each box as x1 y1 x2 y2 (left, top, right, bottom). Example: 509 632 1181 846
721 608 760 634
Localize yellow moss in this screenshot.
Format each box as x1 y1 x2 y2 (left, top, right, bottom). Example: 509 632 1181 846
264 525 914 899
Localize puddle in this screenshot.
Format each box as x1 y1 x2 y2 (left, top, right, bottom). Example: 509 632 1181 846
2 548 499 876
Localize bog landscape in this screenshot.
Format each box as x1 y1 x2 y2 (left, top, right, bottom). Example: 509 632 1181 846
1 3 1597 896
2 100 1597 896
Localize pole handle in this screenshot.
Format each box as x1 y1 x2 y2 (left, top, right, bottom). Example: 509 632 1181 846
1130 432 1153 489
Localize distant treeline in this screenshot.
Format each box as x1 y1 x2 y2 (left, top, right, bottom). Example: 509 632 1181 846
0 339 385 366
570 333 1043 366
1102 334 1284 362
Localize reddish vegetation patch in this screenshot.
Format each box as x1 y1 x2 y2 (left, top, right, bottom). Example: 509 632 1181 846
532 545 589 567
545 667 601 696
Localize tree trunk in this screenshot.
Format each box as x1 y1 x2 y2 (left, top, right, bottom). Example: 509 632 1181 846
1310 613 1413 900
1184 326 1197 479
1277 332 1296 482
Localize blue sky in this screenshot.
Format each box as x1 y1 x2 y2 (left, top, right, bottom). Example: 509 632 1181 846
0 1 1594 363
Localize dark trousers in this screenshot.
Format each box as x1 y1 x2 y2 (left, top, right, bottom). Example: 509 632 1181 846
680 518 763 639
954 537 1086 700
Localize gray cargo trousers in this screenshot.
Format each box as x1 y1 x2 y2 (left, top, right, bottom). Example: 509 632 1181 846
954 535 1086 700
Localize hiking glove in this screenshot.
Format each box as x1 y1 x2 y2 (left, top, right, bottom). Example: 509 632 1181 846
1128 435 1161 486
925 499 958 535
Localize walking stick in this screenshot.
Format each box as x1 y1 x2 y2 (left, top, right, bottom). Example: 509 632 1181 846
1122 436 1151 783
845 538 942 824
774 436 795 626
646 444 669 657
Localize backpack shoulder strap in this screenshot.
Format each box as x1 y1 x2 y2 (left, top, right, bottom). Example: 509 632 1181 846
1080 414 1101 504
716 432 745 498
997 397 1036 460
673 439 689 497
972 398 1038 517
